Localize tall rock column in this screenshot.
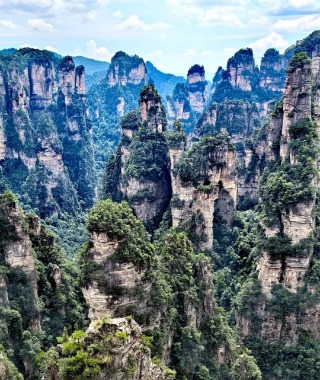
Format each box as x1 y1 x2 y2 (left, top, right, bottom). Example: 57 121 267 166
0 192 40 331
104 84 171 231
237 52 320 346
168 129 237 251
259 52 315 296
81 200 155 322
0 49 96 216
187 64 208 114
166 64 208 133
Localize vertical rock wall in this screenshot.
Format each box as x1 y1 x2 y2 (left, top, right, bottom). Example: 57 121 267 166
0 49 96 216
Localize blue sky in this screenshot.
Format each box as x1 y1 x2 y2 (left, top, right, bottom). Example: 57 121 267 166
0 0 320 78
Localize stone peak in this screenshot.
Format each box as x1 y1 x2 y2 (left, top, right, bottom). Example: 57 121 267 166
187 64 205 84
227 48 254 67
58 55 75 72
139 83 162 104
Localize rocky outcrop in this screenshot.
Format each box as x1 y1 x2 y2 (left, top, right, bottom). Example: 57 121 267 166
166 65 208 133
87 51 148 177
82 230 151 322
294 30 320 58
195 47 289 206
0 192 40 331
104 85 171 231
43 317 166 380
259 53 314 294
0 271 8 307
59 56 86 104
0 115 5 161
107 51 147 87
169 131 237 251
166 82 193 132
227 48 257 91
187 64 208 114
81 198 239 377
237 52 320 346
85 318 165 380
211 47 287 99
259 48 288 93
0 190 89 378
139 85 167 133
0 49 96 216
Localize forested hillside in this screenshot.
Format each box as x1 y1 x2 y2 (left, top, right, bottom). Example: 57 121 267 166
1 30 320 380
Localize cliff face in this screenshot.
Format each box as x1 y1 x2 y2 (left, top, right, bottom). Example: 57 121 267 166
104 85 171 231
237 51 320 347
227 48 258 92
0 49 96 217
87 52 149 177
259 53 314 294
194 47 289 208
168 129 237 251
259 48 288 92
167 65 208 133
0 191 40 331
107 51 147 87
80 199 242 378
211 47 287 101
187 64 208 114
194 100 265 209
42 317 166 380
83 318 166 380
0 191 87 378
82 230 152 322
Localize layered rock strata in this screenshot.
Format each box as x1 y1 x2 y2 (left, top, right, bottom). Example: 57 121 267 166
169 131 237 251
167 64 208 132
239 52 320 345
82 230 151 322
0 49 96 216
107 51 147 87
0 192 41 331
104 85 171 231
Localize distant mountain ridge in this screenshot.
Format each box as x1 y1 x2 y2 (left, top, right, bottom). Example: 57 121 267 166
73 55 110 75
146 60 186 99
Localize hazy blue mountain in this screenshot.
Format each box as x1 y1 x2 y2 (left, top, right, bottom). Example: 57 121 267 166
0 48 17 54
146 60 186 99
73 56 110 75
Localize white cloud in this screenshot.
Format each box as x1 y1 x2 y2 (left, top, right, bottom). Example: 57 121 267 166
86 40 113 61
0 19 17 29
116 15 170 32
112 10 124 18
249 32 289 53
260 0 320 15
165 0 251 28
116 15 148 31
273 15 320 33
45 45 58 52
201 6 243 27
224 47 236 55
20 43 39 49
166 0 250 7
183 48 198 59
82 12 96 22
200 50 214 57
0 0 109 15
147 50 164 60
27 18 53 31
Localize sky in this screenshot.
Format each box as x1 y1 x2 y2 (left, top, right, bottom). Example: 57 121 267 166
0 0 320 78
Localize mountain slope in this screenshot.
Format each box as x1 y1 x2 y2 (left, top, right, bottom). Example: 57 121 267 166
73 56 109 75
145 60 186 99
